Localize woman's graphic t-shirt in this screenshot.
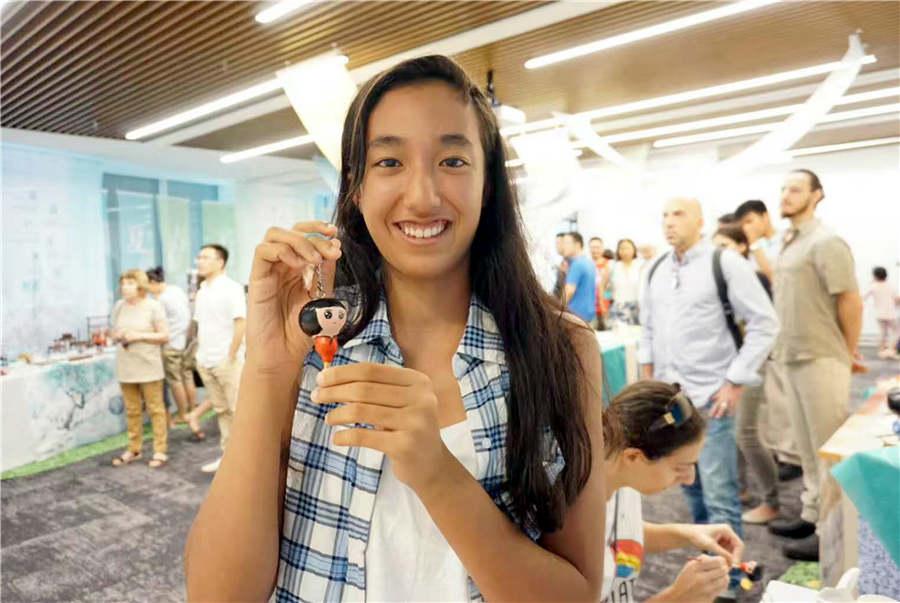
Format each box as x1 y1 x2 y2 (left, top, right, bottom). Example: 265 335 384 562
602 487 645 603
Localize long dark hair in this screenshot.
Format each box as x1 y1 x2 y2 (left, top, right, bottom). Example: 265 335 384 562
332 55 592 534
602 381 705 461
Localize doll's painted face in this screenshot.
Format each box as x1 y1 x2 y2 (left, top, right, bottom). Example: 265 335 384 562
315 305 347 337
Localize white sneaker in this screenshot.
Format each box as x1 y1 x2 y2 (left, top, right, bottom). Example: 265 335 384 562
201 457 222 473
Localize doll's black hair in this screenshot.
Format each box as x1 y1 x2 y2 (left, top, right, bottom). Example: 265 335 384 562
299 299 348 336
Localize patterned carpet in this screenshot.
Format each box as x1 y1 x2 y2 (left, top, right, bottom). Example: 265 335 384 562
2 348 896 602
635 348 898 603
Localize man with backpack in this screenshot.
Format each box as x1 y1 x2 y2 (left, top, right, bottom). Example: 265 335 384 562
639 197 779 599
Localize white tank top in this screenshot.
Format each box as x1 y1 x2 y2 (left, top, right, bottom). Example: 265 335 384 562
365 420 479 602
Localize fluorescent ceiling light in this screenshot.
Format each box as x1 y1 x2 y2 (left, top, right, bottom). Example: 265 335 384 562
220 135 315 163
126 56 348 141
525 0 778 69
503 55 878 137
653 102 900 148
587 85 900 145
505 149 582 168
255 0 315 24
126 80 282 140
789 136 900 157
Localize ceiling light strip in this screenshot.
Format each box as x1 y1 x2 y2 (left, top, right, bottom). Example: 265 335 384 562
524 0 778 69
220 135 315 164
503 55 878 137
255 0 316 24
789 136 900 157
652 102 900 148
595 85 900 144
126 79 283 140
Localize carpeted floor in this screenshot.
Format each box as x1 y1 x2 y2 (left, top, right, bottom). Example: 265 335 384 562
2 348 897 602
634 348 898 603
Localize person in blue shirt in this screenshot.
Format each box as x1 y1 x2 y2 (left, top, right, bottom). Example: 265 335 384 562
563 231 598 324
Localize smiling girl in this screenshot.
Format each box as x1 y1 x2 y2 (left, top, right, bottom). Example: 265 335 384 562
185 55 606 602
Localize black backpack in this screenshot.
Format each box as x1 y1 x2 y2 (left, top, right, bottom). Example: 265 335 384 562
646 248 744 350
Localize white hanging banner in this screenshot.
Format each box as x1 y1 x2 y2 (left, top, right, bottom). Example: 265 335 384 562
509 127 586 289
715 33 868 177
564 113 642 176
277 53 357 169
509 127 580 211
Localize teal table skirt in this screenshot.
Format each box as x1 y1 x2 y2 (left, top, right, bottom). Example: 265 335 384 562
832 447 900 566
602 344 628 400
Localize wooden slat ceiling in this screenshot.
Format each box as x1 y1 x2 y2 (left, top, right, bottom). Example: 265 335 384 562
2 1 898 157
183 0 900 160
456 0 900 121
0 0 545 137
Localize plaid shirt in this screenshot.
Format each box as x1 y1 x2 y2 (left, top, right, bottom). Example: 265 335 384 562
276 292 564 602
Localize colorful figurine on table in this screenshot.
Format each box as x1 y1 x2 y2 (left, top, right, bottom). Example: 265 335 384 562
737 560 763 591
300 298 348 368
689 558 763 591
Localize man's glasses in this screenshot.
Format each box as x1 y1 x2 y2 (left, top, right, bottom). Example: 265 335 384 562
648 385 695 432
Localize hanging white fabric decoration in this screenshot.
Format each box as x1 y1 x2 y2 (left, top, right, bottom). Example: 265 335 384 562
509 127 580 210
563 112 643 176
278 53 357 170
714 33 868 177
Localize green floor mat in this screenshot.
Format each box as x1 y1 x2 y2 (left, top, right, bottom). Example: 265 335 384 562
779 561 822 590
1 411 216 480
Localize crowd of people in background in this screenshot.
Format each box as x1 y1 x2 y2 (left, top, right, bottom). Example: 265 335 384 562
108 243 246 474
105 164 897 601
555 167 898 575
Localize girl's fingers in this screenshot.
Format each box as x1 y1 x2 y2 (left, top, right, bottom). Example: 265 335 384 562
317 363 425 388
265 224 341 262
250 241 304 281
302 264 316 292
312 382 413 408
290 221 342 261
325 403 406 429
265 227 327 264
332 427 393 452
291 221 337 237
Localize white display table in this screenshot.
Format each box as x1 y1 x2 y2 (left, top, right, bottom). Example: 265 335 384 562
1 352 125 472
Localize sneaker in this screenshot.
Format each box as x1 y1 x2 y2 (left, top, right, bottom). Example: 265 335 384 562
201 457 222 473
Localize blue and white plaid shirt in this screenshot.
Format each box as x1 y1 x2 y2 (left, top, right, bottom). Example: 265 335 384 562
276 292 563 602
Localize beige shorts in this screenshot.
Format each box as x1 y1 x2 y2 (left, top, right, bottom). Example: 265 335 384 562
162 348 192 384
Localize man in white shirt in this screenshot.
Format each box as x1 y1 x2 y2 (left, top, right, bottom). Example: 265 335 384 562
640 197 779 598
146 267 197 426
193 244 246 473
735 200 803 481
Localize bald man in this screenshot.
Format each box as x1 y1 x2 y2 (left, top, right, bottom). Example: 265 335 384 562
639 197 779 597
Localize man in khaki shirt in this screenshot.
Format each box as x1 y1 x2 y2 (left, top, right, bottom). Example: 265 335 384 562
767 169 864 562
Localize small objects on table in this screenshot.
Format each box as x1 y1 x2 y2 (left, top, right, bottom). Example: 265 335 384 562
737 561 764 591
